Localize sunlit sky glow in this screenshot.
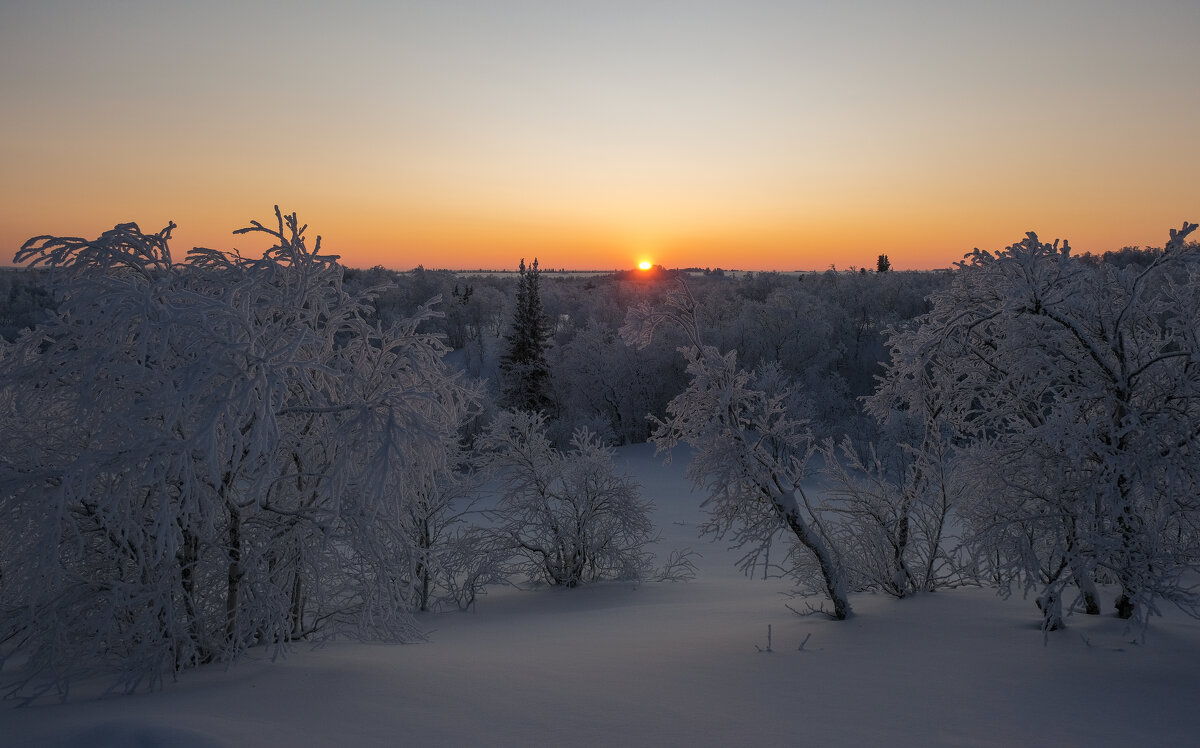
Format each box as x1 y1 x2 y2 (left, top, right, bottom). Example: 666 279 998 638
2 1 1197 270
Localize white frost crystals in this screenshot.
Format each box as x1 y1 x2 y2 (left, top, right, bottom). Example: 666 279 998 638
0 209 479 702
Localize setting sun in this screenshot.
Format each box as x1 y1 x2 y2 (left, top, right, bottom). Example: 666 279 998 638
638 261 652 271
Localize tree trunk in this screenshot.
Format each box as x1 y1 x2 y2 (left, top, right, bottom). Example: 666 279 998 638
417 516 432 612
1075 569 1102 616
290 569 305 638
892 510 914 597
773 493 852 620
1113 494 1139 620
1064 524 1101 615
1114 592 1135 619
177 526 210 664
225 503 243 646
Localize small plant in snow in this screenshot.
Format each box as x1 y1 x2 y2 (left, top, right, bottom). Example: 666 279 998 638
656 547 700 583
480 410 659 587
755 624 774 653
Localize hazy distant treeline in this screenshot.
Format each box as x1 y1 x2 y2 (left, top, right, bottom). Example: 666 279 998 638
336 264 950 446
0 244 1168 448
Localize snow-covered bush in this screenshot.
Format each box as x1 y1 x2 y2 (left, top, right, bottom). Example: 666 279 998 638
480 410 657 587
0 209 477 701
816 429 971 598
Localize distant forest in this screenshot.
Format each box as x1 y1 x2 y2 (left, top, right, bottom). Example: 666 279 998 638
0 240 1169 449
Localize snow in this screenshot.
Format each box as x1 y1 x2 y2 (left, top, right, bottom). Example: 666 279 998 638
3 444 1199 747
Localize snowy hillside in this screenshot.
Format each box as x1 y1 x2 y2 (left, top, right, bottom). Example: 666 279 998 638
3 444 1198 747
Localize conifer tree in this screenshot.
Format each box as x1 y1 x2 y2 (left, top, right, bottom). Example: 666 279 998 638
500 258 553 413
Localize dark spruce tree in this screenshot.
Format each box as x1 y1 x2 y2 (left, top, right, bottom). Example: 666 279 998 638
500 258 553 413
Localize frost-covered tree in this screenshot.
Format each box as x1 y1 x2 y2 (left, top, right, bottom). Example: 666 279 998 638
872 222 1200 629
622 284 852 619
480 410 656 587
500 258 553 414
0 209 477 701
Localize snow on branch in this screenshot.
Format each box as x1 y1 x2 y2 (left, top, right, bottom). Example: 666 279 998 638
15 220 177 282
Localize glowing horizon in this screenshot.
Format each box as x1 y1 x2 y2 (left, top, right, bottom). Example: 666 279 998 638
2 1 1197 272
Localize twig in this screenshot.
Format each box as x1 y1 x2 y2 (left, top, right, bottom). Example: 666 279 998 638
755 624 773 653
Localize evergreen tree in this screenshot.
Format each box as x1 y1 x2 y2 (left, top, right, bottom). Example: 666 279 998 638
876 254 891 272
500 258 553 413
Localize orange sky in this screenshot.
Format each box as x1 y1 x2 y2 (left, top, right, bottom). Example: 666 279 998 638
2 1 1197 271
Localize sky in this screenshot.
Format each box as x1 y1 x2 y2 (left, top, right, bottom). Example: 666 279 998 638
1 1 1197 271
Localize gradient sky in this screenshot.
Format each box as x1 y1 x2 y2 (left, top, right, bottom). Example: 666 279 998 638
2 1 1197 271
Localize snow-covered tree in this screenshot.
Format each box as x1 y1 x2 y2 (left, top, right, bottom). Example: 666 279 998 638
0 209 477 701
871 222 1200 629
500 258 553 414
480 410 656 587
622 284 852 619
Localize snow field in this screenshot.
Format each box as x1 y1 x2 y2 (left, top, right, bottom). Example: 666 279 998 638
2 444 1198 747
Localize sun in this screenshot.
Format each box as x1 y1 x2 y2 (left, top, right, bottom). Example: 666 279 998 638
638 260 653 271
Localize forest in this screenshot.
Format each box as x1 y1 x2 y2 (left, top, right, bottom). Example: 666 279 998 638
1 208 1198 705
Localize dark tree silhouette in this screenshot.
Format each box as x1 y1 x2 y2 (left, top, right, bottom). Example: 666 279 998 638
500 258 553 413
876 254 891 272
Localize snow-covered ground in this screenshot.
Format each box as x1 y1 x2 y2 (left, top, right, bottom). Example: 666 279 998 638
3 444 1199 747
